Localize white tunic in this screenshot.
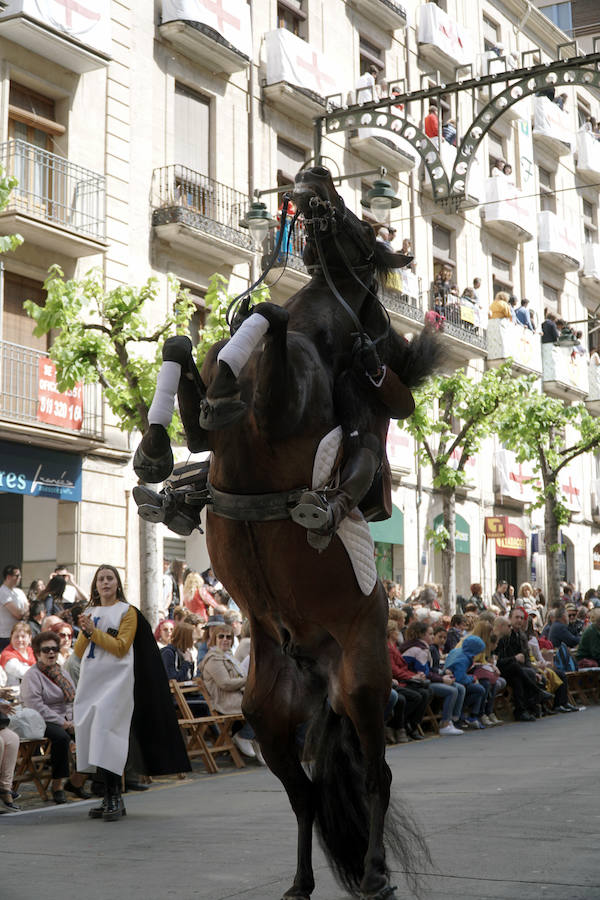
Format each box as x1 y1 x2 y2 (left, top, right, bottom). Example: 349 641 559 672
74 601 135 775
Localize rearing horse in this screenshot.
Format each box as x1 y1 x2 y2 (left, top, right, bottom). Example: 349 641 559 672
134 168 437 899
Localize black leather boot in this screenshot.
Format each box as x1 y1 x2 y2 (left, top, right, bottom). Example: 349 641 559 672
103 787 126 822
88 797 107 819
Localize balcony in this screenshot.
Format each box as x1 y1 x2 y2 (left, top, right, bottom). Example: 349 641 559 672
0 140 107 257
541 343 589 400
481 177 535 243
151 165 253 266
0 0 110 73
417 3 473 70
533 97 574 156
576 130 600 181
427 290 487 360
0 341 103 442
538 210 582 272
349 113 417 173
382 272 424 333
352 0 407 30
159 0 250 75
477 52 523 120
487 318 542 376
262 226 310 292
581 243 600 299
263 29 338 123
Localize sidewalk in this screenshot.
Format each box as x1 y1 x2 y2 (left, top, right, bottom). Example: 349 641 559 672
2 707 598 900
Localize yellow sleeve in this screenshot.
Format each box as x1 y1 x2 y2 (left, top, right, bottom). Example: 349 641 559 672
74 606 138 659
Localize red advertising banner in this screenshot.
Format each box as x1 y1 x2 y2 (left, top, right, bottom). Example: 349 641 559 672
37 358 83 431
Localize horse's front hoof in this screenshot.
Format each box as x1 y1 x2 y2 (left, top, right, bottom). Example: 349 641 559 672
199 397 247 430
133 424 173 483
360 885 397 899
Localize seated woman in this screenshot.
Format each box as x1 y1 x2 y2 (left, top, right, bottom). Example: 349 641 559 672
198 622 264 763
0 669 20 811
400 621 464 736
386 620 432 742
443 635 488 729
466 620 505 726
154 619 175 649
20 630 90 804
0 622 35 686
525 615 571 713
161 622 210 719
50 621 74 666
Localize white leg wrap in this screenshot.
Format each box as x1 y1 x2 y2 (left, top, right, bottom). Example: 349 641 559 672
217 313 269 378
148 360 181 427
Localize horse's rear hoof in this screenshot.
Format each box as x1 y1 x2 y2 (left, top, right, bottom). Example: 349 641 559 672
133 424 173 483
199 397 247 430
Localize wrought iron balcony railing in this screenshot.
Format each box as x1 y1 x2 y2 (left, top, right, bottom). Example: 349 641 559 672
428 288 487 350
0 139 106 241
0 341 104 440
261 225 307 274
151 165 252 250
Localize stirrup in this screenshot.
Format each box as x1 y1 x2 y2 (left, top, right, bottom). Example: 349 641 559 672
289 490 332 530
199 396 247 430
132 485 202 536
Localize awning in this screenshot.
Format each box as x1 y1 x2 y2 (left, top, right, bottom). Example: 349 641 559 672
369 504 404 545
432 513 470 554
496 522 527 557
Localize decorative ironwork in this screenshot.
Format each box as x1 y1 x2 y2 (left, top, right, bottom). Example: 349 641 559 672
169 19 250 62
0 340 104 440
0 139 106 241
317 51 600 211
152 165 253 251
381 287 425 324
261 227 308 274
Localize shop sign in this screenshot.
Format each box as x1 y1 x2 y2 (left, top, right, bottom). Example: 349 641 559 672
0 439 81 502
37 358 83 431
496 522 527 557
484 516 507 539
594 543 600 571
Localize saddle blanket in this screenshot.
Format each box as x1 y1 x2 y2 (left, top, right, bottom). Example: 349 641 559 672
312 427 378 596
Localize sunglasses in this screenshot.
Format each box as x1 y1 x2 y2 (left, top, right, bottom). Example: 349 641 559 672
216 633 233 640
58 632 71 638
40 647 58 654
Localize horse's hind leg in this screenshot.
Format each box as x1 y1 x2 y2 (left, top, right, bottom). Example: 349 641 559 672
242 629 317 899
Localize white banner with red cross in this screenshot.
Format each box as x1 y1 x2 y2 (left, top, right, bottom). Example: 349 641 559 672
265 28 340 98
417 2 473 67
495 448 538 504
2 0 111 53
558 463 582 513
162 0 252 58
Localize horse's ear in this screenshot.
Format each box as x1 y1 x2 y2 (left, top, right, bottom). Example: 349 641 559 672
375 244 413 270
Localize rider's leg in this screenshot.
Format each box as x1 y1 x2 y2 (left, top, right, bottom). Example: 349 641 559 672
200 303 289 430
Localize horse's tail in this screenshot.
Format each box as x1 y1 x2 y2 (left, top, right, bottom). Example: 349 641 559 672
306 703 430 897
391 327 445 392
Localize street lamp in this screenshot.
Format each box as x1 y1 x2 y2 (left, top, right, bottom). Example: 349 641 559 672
361 178 402 224
240 200 277 249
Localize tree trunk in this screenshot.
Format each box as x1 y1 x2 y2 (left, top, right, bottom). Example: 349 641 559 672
139 516 161 630
441 488 456 615
544 483 562 610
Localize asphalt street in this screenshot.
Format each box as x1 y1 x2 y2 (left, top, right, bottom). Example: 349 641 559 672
2 707 599 900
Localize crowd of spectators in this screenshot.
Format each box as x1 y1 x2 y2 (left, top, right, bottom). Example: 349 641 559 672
381 577 598 741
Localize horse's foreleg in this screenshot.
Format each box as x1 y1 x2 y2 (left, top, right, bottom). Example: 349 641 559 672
133 335 197 482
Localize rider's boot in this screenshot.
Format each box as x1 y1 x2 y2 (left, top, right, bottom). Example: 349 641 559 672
133 460 210 536
290 437 380 551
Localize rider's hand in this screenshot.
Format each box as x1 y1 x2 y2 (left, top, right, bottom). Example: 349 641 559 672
353 337 382 379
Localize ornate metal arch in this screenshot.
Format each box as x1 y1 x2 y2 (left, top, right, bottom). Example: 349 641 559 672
318 52 600 211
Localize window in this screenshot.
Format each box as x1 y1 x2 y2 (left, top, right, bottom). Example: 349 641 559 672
483 15 500 52
277 0 306 36
359 36 384 77
491 254 512 295
539 2 573 34
488 130 505 175
583 199 597 244
8 82 62 149
432 222 454 265
3 272 48 352
577 96 591 128
542 283 560 315
538 166 556 214
174 83 210 176
277 138 305 187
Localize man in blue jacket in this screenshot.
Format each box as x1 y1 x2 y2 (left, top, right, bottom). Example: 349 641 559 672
548 606 580 649
515 298 534 331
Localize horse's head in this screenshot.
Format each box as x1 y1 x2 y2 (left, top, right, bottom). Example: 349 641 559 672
292 166 412 280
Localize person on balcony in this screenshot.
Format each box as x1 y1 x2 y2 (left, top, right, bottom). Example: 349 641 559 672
356 65 380 104
515 298 534 332
541 311 560 344
554 93 568 112
488 290 512 321
424 103 439 139
508 296 518 324
442 116 457 146
491 158 506 177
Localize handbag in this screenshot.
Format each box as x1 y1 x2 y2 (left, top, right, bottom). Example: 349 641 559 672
7 707 46 740
471 665 499 685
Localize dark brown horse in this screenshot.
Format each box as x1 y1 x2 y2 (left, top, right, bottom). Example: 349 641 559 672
134 168 437 899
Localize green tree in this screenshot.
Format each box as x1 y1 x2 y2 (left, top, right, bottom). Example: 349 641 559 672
497 392 600 608
0 167 23 253
399 362 532 612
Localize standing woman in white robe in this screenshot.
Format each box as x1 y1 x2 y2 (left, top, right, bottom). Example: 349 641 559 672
74 566 136 822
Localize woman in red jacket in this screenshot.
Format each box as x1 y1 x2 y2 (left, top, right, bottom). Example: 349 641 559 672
387 621 432 741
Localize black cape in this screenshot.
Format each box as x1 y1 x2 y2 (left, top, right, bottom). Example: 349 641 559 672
130 608 191 775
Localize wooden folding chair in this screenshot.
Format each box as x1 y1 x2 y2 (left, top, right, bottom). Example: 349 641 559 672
192 676 246 769
566 670 598 706
14 738 52 800
169 680 223 774
418 700 441 736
